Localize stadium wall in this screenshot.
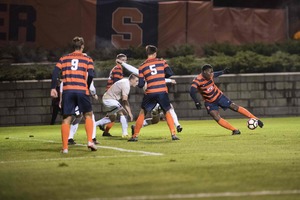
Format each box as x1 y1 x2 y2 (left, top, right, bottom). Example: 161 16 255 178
0 73 300 126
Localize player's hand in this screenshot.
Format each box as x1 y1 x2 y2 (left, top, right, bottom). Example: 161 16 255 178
195 102 201 110
92 94 98 100
170 79 176 84
223 68 230 74
50 89 58 98
116 58 124 65
129 113 134 122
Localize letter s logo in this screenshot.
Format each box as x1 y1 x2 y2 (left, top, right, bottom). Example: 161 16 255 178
111 7 143 49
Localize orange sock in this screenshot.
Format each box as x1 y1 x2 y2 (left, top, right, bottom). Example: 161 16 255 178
61 123 70 150
105 122 114 133
133 114 144 138
165 112 176 135
217 118 236 131
85 117 93 142
238 107 256 119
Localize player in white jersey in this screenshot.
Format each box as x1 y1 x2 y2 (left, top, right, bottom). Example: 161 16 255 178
59 81 99 145
94 74 139 138
116 59 183 133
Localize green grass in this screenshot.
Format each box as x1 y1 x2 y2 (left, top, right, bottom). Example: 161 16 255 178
0 117 300 200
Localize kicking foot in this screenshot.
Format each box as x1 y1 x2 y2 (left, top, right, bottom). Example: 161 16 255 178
257 120 264 128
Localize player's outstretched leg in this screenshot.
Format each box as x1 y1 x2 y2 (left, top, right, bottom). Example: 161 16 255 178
165 112 180 140
217 118 241 135
128 112 145 142
237 107 264 128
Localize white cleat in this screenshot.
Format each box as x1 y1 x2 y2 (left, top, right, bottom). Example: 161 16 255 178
88 142 97 151
61 149 68 154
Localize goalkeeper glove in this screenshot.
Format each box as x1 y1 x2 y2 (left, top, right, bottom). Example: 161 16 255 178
195 102 201 110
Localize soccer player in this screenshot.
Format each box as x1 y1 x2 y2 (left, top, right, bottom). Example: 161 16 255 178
99 54 127 136
94 74 139 138
59 81 99 145
50 36 97 153
116 59 183 133
189 64 264 135
128 45 179 142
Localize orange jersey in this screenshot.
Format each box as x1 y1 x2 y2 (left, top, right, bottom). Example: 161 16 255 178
139 58 170 94
106 64 123 90
56 51 94 95
191 73 223 103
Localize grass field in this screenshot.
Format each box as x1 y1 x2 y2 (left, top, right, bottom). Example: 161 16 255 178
0 117 300 200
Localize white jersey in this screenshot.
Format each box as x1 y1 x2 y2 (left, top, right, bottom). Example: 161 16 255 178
103 78 130 101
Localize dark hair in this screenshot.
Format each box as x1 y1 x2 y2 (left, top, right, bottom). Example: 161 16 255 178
72 36 84 50
116 53 127 59
146 45 157 55
128 73 138 80
201 64 213 72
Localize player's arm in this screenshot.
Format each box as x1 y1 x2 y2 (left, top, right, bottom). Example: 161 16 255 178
121 95 133 121
164 66 174 78
59 82 63 108
50 66 60 98
87 69 94 89
189 85 202 110
118 62 139 74
214 68 230 78
89 81 98 100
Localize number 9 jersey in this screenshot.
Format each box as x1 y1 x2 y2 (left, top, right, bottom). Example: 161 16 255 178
56 52 94 95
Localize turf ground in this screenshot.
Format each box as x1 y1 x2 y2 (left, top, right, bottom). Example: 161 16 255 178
0 117 300 200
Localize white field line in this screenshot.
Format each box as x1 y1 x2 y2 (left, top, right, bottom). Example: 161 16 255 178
89 190 300 200
1 137 163 164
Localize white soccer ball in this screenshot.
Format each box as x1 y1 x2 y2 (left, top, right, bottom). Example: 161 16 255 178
247 118 258 130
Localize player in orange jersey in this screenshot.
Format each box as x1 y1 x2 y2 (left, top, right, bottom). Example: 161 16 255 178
98 54 128 136
190 64 264 135
50 36 97 153
128 45 179 141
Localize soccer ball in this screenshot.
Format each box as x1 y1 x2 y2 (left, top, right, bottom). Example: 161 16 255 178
247 118 258 130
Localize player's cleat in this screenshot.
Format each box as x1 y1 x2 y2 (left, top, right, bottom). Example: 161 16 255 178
102 132 112 137
176 125 183 133
92 138 99 144
131 125 135 136
172 135 180 140
61 149 68 154
87 142 97 151
232 129 241 135
128 137 138 142
122 134 129 138
257 120 264 128
68 138 76 145
98 124 105 131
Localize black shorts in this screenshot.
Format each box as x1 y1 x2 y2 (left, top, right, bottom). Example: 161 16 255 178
141 92 171 113
62 92 92 115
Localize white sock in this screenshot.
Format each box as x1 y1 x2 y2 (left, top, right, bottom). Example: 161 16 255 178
92 114 96 139
95 117 111 126
120 115 128 135
69 123 79 139
169 108 180 127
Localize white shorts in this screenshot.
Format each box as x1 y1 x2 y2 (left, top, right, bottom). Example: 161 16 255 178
102 99 124 115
